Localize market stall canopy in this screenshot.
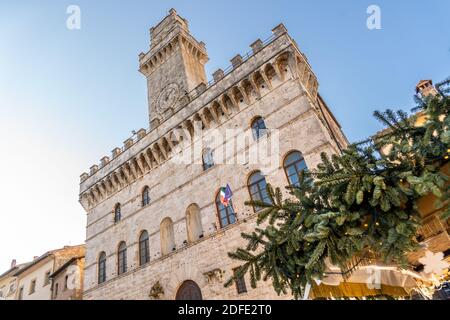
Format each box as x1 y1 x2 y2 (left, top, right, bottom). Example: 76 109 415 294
306 263 429 299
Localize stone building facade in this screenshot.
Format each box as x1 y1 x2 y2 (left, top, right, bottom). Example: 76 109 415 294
79 9 348 300
50 255 85 300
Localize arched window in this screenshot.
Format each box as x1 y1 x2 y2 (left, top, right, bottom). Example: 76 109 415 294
248 171 272 212
160 218 175 256
283 151 308 187
215 193 236 228
251 117 267 140
139 231 150 266
142 186 150 207
98 252 106 284
186 204 203 242
114 204 121 223
117 242 127 275
202 148 214 170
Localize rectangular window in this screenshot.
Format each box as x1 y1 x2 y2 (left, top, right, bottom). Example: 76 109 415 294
18 287 24 300
29 279 36 294
44 271 51 286
64 275 68 290
54 283 59 299
233 268 247 294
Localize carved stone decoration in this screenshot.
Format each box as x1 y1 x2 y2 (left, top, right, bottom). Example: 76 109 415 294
149 281 164 299
157 83 180 116
203 268 225 284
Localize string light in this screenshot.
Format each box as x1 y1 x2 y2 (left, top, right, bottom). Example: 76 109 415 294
364 223 369 228
375 222 380 226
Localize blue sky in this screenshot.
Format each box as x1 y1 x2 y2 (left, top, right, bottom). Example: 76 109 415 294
0 1 449 271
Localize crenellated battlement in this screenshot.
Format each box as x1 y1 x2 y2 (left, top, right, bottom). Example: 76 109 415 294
79 21 321 210
80 128 149 183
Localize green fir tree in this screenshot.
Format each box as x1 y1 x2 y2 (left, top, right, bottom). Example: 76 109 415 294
225 78 450 299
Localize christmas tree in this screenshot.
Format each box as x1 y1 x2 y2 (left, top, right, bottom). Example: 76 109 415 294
225 78 450 299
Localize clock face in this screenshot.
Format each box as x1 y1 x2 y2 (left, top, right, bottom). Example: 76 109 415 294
157 83 180 114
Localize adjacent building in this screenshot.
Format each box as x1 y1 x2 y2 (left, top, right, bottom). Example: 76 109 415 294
79 9 347 300
407 81 450 272
13 245 85 300
0 260 26 300
50 255 85 300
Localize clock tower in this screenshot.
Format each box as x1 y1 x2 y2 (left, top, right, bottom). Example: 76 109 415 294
138 9 209 129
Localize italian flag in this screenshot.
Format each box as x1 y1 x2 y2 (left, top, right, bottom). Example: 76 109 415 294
219 184 233 207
